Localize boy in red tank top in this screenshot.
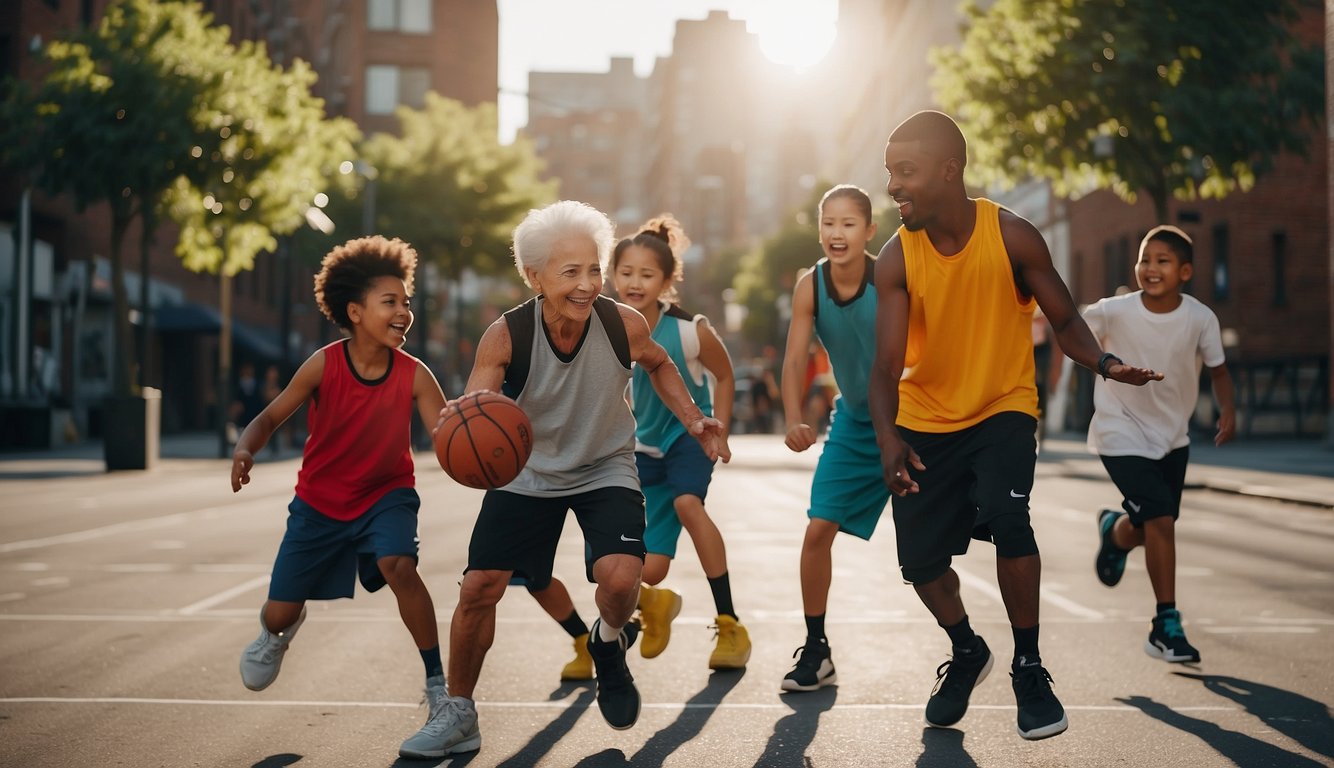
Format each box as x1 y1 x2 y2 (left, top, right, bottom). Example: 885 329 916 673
229 236 459 759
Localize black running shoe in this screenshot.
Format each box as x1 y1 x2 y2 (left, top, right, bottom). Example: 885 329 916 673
587 619 641 729
1145 609 1201 663
1011 658 1068 740
1095 509 1129 587
780 640 836 692
924 636 994 728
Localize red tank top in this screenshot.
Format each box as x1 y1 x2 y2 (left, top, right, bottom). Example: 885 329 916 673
295 340 417 520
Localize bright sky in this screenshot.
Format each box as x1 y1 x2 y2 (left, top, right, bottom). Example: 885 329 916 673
496 0 839 143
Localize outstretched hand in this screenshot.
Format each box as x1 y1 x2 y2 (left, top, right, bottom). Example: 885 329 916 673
1106 361 1165 386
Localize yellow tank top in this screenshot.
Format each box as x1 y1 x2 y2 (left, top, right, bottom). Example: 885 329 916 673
898 198 1038 432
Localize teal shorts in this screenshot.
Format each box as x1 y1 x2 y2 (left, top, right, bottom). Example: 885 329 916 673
636 435 716 558
809 411 890 540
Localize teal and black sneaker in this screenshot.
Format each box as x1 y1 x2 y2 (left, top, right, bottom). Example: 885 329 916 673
1095 509 1129 587
1145 609 1201 663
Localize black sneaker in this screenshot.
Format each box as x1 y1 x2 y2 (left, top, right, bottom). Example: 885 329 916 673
780 640 836 692
1145 609 1201 663
924 636 994 728
1011 658 1068 740
1095 509 1128 587
587 619 641 730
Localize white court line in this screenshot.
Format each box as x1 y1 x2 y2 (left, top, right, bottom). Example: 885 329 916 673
0 512 193 554
1201 626 1320 634
956 567 1105 620
177 575 271 615
953 566 1005 606
0 696 1239 714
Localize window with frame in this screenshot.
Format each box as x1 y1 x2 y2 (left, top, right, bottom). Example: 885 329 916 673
365 65 431 115
367 0 432 33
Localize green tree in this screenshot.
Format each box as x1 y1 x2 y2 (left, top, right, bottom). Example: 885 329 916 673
2 0 222 397
932 0 1324 220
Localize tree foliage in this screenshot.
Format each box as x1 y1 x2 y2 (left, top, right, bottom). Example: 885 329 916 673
339 93 556 281
931 0 1324 219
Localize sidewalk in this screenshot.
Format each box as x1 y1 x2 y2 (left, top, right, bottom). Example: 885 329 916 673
3 430 1332 508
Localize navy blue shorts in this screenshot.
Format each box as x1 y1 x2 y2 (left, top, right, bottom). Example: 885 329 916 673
637 436 716 558
268 487 421 602
467 485 645 587
1100 447 1189 526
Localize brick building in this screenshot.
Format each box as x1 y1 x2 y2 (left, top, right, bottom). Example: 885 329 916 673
0 0 498 447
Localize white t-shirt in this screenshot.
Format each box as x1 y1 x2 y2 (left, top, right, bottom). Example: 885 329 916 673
1083 291 1226 459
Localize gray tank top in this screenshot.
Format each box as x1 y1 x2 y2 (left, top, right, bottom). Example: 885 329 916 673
506 297 639 497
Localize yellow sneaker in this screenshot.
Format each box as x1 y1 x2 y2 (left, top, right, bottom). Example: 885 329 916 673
638 585 682 659
708 615 752 669
560 633 593 680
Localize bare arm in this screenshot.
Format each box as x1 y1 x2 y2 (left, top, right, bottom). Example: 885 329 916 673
231 349 325 492
868 235 923 495
780 270 817 452
695 316 734 462
1209 363 1236 446
620 303 725 462
1002 211 1161 386
413 359 448 442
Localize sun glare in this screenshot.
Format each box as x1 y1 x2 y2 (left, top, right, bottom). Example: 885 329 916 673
751 8 837 72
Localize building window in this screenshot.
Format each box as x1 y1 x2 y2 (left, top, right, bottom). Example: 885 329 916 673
1271 230 1287 307
1212 223 1229 301
368 0 432 34
366 66 430 115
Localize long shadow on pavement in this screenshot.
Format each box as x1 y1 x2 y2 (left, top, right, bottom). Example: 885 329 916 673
494 683 598 768
252 755 303 768
1116 694 1327 767
914 727 979 768
1172 672 1334 760
751 686 839 768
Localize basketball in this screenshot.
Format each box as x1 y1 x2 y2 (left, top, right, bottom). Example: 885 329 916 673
434 391 533 489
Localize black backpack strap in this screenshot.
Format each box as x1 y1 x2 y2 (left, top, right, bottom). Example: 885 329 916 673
501 296 539 399
594 294 632 370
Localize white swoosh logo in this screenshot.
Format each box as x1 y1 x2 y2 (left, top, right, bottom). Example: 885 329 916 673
1010 490 1027 498
1127 500 1141 513
620 534 640 542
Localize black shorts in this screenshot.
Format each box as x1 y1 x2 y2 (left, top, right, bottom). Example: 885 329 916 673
892 412 1039 579
1099 447 1189 526
467 485 646 588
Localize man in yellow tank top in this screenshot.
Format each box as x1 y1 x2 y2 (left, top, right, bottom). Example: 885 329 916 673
868 111 1162 742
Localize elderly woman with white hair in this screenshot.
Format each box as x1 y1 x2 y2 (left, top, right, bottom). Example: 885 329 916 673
404 200 724 759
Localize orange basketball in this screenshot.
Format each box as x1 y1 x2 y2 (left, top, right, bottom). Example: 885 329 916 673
434 391 533 489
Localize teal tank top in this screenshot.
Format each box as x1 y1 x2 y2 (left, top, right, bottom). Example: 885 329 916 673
812 255 877 421
632 302 713 455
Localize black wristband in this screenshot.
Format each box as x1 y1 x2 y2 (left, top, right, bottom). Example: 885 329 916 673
1097 352 1123 379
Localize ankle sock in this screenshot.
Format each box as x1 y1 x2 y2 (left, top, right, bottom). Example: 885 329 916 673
596 619 622 644
942 615 979 651
1012 624 1040 668
708 572 737 620
419 646 443 679
1156 601 1176 616
558 610 589 639
804 613 827 644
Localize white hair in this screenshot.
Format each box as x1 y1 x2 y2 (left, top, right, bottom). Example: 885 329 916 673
512 200 615 288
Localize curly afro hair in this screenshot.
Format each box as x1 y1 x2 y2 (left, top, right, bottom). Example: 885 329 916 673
313 236 418 329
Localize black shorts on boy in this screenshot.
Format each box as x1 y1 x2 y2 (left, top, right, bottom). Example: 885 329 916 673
1098 446 1189 526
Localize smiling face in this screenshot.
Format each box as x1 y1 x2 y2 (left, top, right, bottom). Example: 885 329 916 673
349 275 413 347
527 235 603 324
819 195 877 266
613 244 669 314
884 138 952 232
1136 237 1192 301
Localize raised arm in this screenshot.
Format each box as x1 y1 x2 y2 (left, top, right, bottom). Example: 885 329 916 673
868 235 922 495
780 269 817 452
1002 211 1161 386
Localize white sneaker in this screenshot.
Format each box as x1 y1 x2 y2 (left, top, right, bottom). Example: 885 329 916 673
424 674 447 718
399 694 481 758
239 606 306 691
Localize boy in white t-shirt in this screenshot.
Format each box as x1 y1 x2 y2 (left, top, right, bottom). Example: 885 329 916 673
1084 225 1236 664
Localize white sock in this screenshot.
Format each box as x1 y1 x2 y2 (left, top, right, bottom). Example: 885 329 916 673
597 619 622 644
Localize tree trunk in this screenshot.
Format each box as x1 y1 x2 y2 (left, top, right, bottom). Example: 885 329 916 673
138 209 156 390
108 214 134 397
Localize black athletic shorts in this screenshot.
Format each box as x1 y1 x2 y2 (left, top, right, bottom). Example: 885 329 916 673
467 485 646 588
1099 446 1189 526
892 411 1039 578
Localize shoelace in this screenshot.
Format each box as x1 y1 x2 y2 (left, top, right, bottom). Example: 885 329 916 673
1160 612 1186 639
1013 666 1055 704
790 644 826 673
932 650 984 696
420 699 471 736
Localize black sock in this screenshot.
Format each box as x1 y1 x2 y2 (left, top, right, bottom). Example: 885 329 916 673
558 610 589 639
942 615 980 652
420 646 443 679
1156 601 1176 616
708 572 737 620
1012 625 1040 668
804 613 827 644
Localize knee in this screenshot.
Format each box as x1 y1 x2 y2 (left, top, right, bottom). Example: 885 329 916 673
673 495 705 521
457 571 506 610
378 556 421 590
594 555 642 598
642 555 670 586
803 519 838 549
988 513 1039 559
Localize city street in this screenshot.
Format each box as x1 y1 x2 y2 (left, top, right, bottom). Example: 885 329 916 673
1 435 1331 767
